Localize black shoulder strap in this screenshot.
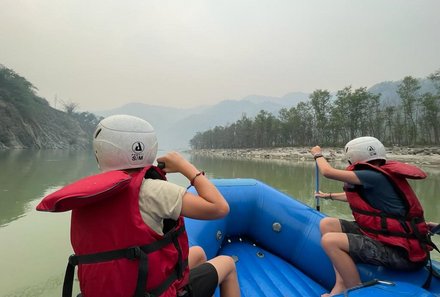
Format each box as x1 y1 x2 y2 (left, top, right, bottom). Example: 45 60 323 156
423 255 434 289
144 166 166 181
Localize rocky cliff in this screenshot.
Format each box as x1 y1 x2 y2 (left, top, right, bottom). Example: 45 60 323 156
0 99 91 149
0 65 93 149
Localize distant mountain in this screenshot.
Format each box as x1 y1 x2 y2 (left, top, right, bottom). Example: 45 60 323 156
368 78 437 106
96 102 199 146
96 102 202 124
243 92 309 106
94 93 309 150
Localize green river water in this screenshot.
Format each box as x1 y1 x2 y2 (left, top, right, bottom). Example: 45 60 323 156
0 150 439 297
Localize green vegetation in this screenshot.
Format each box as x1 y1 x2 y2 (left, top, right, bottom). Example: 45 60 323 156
0 65 49 116
190 70 440 149
0 65 101 149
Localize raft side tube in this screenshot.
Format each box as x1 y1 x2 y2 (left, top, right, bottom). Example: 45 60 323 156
185 178 440 296
186 178 335 289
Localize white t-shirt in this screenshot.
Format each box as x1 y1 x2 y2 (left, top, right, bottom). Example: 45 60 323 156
138 179 186 235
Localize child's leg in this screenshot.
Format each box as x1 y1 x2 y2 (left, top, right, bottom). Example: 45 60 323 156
321 232 360 296
189 246 207 269
208 256 240 297
320 217 342 235
326 269 346 296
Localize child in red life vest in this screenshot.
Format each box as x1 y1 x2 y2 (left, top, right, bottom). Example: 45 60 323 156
310 136 433 297
37 115 240 297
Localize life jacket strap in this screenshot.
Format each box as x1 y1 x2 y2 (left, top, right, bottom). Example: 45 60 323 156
422 241 440 289
62 224 187 297
359 225 420 238
171 232 184 279
350 207 415 220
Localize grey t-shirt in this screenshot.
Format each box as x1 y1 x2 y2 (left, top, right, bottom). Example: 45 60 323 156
138 179 186 235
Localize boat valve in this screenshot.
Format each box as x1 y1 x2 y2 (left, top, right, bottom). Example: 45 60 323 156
272 222 282 232
216 230 223 241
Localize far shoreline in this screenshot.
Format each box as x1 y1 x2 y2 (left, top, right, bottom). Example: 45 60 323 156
189 146 440 167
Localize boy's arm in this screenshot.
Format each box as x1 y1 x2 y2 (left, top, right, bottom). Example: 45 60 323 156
316 191 348 202
157 152 229 220
311 146 362 185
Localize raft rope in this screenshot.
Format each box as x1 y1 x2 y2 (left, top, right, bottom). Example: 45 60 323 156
343 279 394 297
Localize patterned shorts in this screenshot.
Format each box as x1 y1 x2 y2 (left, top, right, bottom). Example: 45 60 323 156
340 219 426 271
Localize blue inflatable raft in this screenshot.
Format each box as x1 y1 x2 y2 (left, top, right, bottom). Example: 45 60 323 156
185 179 440 297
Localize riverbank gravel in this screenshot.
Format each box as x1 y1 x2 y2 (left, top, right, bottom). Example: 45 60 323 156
190 146 440 166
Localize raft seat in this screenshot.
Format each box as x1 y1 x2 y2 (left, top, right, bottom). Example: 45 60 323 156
218 240 326 297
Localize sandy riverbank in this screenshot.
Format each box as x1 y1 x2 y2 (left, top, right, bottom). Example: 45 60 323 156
189 146 440 166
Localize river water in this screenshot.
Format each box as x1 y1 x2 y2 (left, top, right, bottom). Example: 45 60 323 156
0 150 439 297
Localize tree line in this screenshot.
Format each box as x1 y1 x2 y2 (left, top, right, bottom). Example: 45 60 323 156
190 70 440 149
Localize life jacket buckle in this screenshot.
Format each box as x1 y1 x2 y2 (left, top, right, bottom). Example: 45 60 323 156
127 246 142 260
68 254 79 266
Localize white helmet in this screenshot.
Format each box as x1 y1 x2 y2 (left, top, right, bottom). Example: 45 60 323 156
344 136 386 165
93 115 158 172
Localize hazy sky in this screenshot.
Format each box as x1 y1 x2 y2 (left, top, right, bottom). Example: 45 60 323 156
1 0 439 110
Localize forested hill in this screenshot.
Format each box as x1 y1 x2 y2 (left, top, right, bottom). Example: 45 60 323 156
190 71 440 149
0 65 100 149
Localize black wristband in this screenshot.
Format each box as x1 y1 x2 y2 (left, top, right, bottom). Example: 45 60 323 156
313 153 323 160
190 171 205 186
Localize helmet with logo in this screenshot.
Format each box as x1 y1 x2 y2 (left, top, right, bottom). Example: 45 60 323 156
93 115 158 172
344 136 386 165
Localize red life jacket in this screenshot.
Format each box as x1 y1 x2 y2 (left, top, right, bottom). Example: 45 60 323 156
36 166 189 297
344 161 432 263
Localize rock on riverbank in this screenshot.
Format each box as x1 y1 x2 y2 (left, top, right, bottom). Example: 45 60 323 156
190 147 440 166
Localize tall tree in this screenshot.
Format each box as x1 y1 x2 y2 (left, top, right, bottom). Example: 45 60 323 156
419 70 440 143
310 89 331 144
235 114 254 148
419 93 439 143
428 69 440 92
330 87 354 144
254 110 279 147
278 107 296 146
397 76 420 145
294 102 314 146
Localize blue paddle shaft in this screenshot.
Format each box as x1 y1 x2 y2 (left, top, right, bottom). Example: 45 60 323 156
315 162 320 211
